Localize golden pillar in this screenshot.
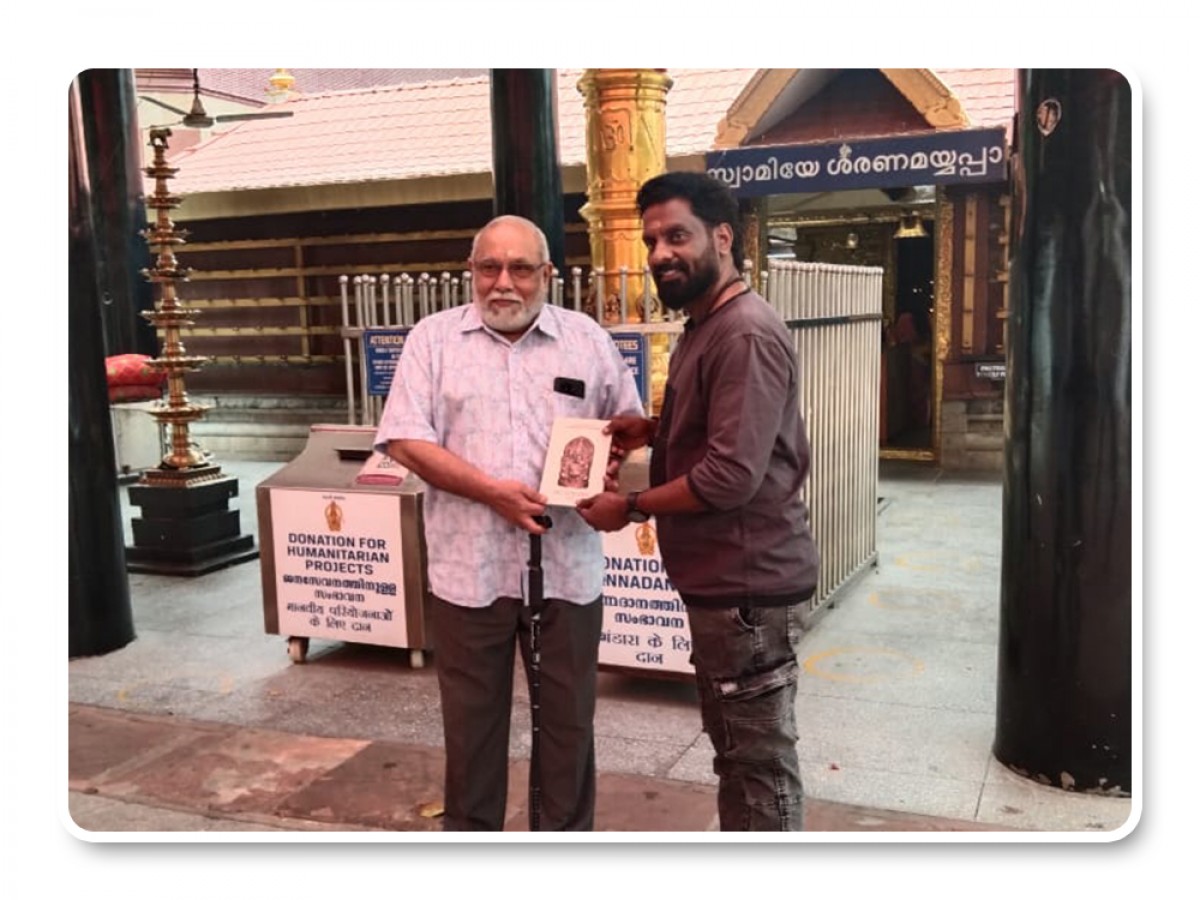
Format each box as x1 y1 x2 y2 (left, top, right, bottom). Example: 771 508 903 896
577 68 673 413
739 197 768 292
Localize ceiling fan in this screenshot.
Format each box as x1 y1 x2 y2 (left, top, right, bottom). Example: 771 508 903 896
140 68 294 128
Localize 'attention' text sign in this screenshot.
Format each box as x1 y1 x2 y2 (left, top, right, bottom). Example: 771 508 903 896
364 328 411 396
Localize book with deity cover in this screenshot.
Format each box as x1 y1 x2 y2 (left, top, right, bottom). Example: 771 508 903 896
538 418 613 507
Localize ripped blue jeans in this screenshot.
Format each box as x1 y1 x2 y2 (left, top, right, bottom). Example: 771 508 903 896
687 604 803 831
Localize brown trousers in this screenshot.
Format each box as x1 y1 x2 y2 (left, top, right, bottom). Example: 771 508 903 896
430 594 603 831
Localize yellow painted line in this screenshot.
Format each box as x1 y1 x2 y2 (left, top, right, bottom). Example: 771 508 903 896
893 551 984 574
868 591 963 612
802 646 925 684
893 553 942 572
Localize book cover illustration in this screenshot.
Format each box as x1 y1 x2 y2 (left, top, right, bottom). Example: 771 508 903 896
538 418 613 507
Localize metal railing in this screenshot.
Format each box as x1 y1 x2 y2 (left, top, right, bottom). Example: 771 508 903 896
771 261 883 616
339 259 882 615
338 266 684 424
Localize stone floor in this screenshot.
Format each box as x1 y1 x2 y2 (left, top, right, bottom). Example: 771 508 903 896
66 457 1133 838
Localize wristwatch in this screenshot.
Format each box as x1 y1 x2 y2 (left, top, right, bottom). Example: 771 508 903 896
626 491 650 524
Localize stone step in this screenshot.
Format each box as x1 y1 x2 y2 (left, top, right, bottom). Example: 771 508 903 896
965 431 1004 452
965 413 1004 435
191 420 328 438
190 398 349 426
197 433 308 462
190 394 349 413
191 420 330 462
137 395 370 462
965 398 1004 416
960 448 1004 471
183 395 352 461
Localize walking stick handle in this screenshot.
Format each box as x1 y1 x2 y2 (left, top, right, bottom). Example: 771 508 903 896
528 515 552 605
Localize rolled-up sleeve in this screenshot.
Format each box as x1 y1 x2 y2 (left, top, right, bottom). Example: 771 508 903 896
685 333 790 510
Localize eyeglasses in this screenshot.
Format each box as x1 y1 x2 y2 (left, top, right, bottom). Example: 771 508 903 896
471 259 547 283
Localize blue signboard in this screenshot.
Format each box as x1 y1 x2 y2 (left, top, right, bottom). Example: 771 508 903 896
609 332 649 405
363 327 411 396
705 127 1008 198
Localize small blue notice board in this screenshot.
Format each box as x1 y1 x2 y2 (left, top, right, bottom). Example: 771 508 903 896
363 328 411 396
609 332 649 405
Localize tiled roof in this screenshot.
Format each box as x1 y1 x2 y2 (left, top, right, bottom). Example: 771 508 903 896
165 69 755 195
197 68 488 100
935 68 1016 131
162 68 1013 196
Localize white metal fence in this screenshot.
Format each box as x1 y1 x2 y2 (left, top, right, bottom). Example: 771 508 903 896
340 259 881 614
770 262 882 615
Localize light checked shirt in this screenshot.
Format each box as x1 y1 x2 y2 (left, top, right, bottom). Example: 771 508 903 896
374 302 643 608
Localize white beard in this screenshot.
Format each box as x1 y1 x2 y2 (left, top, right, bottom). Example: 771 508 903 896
477 294 544 335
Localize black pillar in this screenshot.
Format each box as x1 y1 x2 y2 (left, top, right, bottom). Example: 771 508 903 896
69 78 136 658
76 68 157 357
489 69 567 275
994 69 1132 793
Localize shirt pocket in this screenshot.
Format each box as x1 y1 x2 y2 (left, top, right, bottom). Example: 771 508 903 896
541 377 594 421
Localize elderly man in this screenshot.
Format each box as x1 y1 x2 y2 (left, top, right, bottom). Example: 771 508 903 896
375 215 642 831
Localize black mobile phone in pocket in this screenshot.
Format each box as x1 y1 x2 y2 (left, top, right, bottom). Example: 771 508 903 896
553 376 586 399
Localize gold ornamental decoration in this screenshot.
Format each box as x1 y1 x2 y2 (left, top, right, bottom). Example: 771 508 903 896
577 68 673 411
139 127 219 483
577 68 672 320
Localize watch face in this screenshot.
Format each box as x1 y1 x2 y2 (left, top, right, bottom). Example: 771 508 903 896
627 492 649 523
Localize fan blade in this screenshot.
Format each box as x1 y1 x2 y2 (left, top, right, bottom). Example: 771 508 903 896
213 111 295 123
141 95 190 116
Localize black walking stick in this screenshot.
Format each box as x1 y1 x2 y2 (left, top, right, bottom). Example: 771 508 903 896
527 513 552 831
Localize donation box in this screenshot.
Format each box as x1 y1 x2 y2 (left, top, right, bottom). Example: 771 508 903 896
257 424 431 666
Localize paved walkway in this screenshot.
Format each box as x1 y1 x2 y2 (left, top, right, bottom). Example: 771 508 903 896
68 703 1014 834
65 458 1133 837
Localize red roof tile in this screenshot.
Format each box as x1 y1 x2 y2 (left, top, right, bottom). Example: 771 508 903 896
935 68 1016 131
197 68 488 101
165 69 756 195
160 68 1013 197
